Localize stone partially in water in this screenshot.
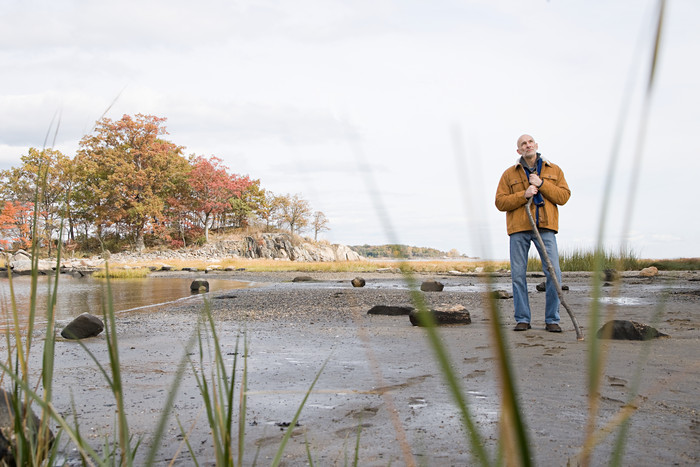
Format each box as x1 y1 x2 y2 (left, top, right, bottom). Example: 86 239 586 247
61 313 104 339
190 279 209 292
596 320 668 340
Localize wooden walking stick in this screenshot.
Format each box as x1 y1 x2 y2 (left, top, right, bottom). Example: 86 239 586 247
525 197 584 341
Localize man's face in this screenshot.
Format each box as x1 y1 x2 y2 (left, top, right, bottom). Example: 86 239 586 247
517 135 538 158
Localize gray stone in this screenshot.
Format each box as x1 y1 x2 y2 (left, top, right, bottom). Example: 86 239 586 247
367 305 414 316
536 281 546 292
292 276 314 282
596 320 668 341
351 277 366 287
61 313 104 339
409 305 471 326
420 280 444 292
490 290 512 299
190 279 209 292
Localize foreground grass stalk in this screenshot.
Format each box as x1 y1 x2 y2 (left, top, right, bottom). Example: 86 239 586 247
406 271 495 467
189 307 240 466
101 262 134 466
270 357 330 467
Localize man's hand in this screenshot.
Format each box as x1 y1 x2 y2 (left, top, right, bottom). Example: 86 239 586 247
524 185 539 199
529 173 543 187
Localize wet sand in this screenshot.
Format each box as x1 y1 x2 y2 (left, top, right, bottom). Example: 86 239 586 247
16 270 700 465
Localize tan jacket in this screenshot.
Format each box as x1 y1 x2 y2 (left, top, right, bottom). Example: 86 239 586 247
495 158 571 235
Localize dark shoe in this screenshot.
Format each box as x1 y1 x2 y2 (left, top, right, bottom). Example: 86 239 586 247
545 323 562 332
514 322 531 331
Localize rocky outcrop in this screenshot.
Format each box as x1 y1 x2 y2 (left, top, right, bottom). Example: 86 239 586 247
109 233 363 263
0 234 363 276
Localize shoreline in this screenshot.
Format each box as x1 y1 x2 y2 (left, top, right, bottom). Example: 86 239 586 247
5 270 699 465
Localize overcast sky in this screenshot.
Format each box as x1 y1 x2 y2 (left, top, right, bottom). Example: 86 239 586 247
1 0 698 260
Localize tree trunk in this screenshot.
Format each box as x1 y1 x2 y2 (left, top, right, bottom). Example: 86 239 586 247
135 230 145 252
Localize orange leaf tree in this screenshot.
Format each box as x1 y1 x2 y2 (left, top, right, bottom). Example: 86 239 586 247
74 114 189 252
185 155 252 242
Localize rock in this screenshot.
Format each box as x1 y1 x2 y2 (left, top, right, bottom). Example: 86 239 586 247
409 305 471 326
351 277 366 287
0 388 54 465
190 279 209 292
490 290 512 299
420 280 444 292
561 284 569 291
602 268 619 282
292 276 314 282
639 266 659 277
596 320 668 340
536 281 567 291
367 305 414 316
61 313 104 339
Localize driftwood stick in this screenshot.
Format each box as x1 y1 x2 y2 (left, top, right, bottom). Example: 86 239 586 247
525 197 584 341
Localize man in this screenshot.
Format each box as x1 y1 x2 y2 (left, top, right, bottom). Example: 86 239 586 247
495 134 571 332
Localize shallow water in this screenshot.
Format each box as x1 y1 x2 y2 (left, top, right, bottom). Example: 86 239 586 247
0 274 253 329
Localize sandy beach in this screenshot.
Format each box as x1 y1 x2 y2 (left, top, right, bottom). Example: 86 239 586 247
11 270 700 465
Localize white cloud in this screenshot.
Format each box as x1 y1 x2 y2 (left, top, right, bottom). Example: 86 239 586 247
1 0 698 258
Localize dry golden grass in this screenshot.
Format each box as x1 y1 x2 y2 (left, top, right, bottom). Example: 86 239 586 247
106 258 508 274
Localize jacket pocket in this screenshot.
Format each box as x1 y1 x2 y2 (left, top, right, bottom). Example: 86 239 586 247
508 177 526 193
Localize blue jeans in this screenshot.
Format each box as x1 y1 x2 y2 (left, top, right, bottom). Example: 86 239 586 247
509 230 561 324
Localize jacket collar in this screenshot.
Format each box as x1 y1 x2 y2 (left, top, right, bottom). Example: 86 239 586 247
515 153 550 170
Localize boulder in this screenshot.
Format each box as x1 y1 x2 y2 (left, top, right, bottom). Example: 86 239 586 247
596 320 668 340
639 266 659 277
351 277 366 288
292 276 314 282
536 281 567 291
602 268 619 282
409 305 471 326
0 387 54 465
190 279 209 292
490 290 512 299
420 280 444 292
61 313 104 339
367 305 414 316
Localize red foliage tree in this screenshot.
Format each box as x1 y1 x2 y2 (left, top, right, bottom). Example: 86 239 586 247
186 155 252 242
0 201 32 250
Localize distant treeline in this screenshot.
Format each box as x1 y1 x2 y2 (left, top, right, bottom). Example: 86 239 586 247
350 244 461 259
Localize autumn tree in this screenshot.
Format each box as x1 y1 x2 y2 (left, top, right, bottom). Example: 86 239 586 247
312 211 329 241
255 190 284 232
0 201 32 250
229 179 264 229
74 114 189 251
0 148 72 255
185 155 252 242
278 193 312 236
